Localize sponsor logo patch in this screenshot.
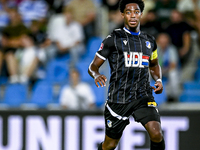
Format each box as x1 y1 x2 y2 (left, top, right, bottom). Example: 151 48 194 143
124 52 149 68
98 43 104 51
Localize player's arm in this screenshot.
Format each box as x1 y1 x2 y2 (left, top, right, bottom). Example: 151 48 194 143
149 53 163 94
88 55 107 88
88 34 113 87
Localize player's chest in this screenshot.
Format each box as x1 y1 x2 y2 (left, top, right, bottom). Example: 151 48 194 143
115 37 153 55
114 37 153 68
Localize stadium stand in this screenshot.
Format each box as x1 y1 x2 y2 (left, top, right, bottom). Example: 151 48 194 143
1 83 28 108
91 83 106 108
29 80 53 108
76 60 94 83
179 58 200 102
81 36 102 62
45 58 70 84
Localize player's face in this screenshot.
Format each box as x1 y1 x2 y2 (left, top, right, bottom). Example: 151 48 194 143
122 3 142 32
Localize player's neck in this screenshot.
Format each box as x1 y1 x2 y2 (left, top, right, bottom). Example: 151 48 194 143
125 23 140 32
124 27 140 35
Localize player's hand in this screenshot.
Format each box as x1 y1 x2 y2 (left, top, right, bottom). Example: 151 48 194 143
152 81 163 94
94 74 107 88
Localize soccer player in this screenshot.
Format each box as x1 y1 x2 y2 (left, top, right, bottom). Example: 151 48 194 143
88 0 165 149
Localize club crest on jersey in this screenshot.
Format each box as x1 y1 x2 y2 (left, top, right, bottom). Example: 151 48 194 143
146 41 151 49
98 43 104 51
124 52 149 68
107 120 112 127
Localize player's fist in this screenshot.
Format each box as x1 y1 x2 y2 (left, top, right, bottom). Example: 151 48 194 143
152 81 163 94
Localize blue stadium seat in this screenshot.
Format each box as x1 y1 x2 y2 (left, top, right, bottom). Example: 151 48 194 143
194 68 200 82
2 83 28 107
55 54 70 63
183 81 200 90
179 90 200 102
45 58 69 84
0 76 8 85
82 36 102 61
91 83 106 108
197 59 200 67
76 60 94 83
29 81 54 108
87 37 102 52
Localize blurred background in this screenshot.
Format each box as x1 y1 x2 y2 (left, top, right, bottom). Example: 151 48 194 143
0 0 200 149
0 0 199 110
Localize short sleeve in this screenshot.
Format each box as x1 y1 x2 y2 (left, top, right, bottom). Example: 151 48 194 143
96 34 114 60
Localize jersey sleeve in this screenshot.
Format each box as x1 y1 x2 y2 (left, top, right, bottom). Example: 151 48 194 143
150 39 158 60
96 34 114 60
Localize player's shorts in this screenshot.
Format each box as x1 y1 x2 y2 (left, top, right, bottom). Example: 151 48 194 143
104 97 160 139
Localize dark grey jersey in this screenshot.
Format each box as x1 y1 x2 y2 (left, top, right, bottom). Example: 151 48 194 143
96 27 158 104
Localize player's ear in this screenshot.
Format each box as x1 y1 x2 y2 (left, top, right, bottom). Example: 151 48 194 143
121 13 124 18
141 12 143 18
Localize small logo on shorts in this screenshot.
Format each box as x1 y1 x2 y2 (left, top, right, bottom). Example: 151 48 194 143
107 120 112 127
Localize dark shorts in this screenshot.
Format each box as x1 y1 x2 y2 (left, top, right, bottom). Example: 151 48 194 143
104 97 160 139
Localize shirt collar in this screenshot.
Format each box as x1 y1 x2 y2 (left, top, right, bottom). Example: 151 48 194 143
123 27 140 35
